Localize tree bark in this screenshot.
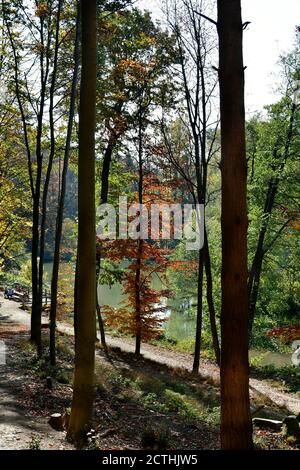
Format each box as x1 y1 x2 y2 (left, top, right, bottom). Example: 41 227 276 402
135 111 144 356
96 100 125 346
49 1 81 366
38 0 62 365
135 239 143 356
248 102 296 333
217 0 253 450
67 0 97 442
192 248 204 373
31 9 51 355
95 140 115 347
204 230 220 366
96 253 107 348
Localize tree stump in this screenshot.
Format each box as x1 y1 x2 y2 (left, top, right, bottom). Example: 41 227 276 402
48 413 64 431
282 416 300 440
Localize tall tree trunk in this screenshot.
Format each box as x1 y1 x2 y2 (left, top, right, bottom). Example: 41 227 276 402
74 250 79 346
38 0 62 361
31 199 41 355
135 239 143 356
248 102 296 333
217 0 253 450
204 230 220 366
134 109 144 356
95 140 115 346
49 1 81 366
96 101 124 345
96 253 107 347
31 11 51 355
192 248 204 373
67 0 97 442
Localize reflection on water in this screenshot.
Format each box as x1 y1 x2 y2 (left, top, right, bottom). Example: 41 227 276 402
98 275 196 341
45 262 294 368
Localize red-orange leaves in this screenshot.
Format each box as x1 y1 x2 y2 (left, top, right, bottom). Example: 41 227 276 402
267 325 300 342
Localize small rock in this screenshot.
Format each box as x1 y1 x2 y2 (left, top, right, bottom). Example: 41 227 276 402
46 377 53 389
282 416 300 440
252 418 282 431
100 428 116 438
48 413 64 431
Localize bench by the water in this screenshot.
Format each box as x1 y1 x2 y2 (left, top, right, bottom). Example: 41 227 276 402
3 287 51 307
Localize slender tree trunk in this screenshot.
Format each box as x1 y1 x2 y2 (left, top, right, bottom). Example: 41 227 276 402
192 248 204 373
204 230 220 366
95 140 115 346
217 0 253 450
96 100 126 344
135 239 143 356
100 140 114 203
31 202 41 354
3 7 42 355
74 250 79 346
248 102 296 333
67 0 97 442
96 253 107 347
134 109 144 356
50 2 81 366
38 0 62 360
31 12 51 354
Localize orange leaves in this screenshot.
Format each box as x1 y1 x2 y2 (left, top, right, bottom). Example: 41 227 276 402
98 172 180 343
267 325 300 342
169 259 197 272
113 59 156 86
35 2 49 18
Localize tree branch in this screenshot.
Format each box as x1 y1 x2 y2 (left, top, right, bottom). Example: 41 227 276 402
192 10 217 27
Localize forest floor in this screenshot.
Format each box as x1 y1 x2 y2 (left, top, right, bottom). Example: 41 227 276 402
0 293 299 450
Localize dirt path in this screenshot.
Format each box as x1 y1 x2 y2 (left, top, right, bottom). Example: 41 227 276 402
1 293 300 418
0 299 73 450
0 355 72 450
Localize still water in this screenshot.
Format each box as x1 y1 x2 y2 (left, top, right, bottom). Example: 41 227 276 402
44 261 196 341
44 262 293 367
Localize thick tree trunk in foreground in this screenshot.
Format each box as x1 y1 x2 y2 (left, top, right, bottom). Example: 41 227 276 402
67 0 97 443
217 0 253 450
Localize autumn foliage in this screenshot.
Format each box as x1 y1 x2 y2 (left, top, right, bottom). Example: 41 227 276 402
99 173 187 348
267 325 300 343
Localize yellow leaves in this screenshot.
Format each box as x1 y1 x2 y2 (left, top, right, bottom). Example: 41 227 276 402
138 33 156 47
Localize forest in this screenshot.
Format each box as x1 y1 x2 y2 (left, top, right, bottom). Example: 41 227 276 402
0 0 299 458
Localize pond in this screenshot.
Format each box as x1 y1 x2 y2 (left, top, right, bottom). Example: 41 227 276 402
44 261 196 341
44 262 294 368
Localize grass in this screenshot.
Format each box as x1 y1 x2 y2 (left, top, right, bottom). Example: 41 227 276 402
94 352 221 428
8 329 299 450
17 334 74 385
251 362 300 394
